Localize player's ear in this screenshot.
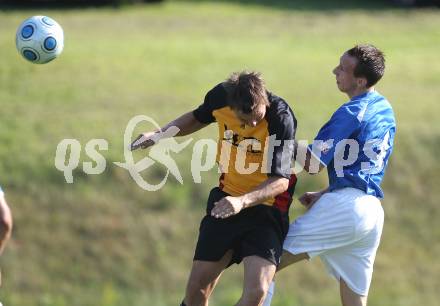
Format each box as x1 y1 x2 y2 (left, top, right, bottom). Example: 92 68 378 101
357 77 368 88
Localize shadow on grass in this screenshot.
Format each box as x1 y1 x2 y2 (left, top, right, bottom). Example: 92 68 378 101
1 0 438 11
0 0 164 11
183 0 405 11
188 0 439 10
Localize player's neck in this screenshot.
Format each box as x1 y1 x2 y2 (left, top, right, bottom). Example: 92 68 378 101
347 87 374 99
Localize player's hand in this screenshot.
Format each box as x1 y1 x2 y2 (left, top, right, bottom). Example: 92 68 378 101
130 131 157 151
211 196 244 219
298 191 323 210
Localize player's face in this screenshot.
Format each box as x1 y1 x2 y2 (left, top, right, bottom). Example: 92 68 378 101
235 103 266 128
333 53 359 95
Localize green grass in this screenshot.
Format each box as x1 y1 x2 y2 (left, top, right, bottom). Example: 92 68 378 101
0 1 439 305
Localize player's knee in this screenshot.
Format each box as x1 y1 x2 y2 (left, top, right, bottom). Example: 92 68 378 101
0 217 12 236
185 279 210 304
0 205 12 237
241 285 267 305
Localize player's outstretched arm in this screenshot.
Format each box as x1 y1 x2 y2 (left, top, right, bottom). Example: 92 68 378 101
130 111 208 151
0 195 12 256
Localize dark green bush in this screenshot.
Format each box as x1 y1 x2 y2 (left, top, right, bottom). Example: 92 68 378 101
0 0 164 7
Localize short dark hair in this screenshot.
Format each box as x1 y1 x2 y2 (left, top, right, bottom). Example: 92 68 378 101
225 71 269 114
347 44 385 87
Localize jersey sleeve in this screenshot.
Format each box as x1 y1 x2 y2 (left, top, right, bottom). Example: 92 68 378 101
309 103 363 166
192 83 226 124
267 107 297 179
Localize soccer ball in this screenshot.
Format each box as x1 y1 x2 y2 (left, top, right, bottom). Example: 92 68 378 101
16 16 64 64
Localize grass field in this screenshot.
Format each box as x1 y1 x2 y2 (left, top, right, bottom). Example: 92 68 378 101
0 1 439 305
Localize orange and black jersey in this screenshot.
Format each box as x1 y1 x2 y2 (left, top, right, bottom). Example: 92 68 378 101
193 83 297 213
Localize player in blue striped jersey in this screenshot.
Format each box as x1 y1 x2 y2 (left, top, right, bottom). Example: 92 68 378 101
263 44 396 306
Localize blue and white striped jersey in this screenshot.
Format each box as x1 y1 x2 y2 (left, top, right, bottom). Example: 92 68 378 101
310 90 396 198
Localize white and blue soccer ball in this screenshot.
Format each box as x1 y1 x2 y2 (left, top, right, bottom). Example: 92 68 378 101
16 16 64 64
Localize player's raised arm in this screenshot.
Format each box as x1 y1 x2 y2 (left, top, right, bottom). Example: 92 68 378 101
130 83 222 151
130 111 208 151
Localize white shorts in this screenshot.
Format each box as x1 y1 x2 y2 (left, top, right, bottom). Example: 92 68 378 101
283 187 384 296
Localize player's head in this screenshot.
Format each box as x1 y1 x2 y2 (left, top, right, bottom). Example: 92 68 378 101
226 71 269 127
333 44 385 95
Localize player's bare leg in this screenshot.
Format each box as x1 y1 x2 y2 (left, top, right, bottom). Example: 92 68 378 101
277 251 309 272
184 250 233 306
340 278 367 306
235 256 276 306
260 251 309 306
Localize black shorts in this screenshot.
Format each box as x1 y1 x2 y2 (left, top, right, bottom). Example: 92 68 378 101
193 187 290 266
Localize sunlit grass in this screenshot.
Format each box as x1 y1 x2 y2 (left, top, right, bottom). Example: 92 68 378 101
0 1 439 305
